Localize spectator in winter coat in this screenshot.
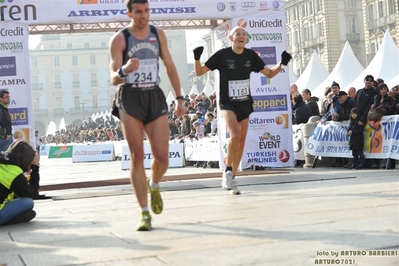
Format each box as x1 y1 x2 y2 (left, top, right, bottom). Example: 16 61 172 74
333 91 355 121
354 75 378 126
292 93 311 124
371 83 397 115
320 87 331 117
302 89 320 117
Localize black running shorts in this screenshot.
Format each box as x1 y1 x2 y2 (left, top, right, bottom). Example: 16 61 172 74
112 84 168 124
219 101 254 122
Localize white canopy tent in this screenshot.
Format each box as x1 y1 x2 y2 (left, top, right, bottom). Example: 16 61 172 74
189 84 200 96
343 30 399 90
201 79 214 96
386 74 399 88
312 42 365 98
166 90 175 105
288 65 298 84
294 51 329 91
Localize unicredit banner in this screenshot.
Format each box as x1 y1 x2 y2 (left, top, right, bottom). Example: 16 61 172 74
213 2 292 170
240 14 294 169
1 0 286 23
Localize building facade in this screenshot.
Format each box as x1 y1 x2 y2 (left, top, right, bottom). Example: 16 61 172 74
362 0 398 63
30 30 188 134
286 0 397 77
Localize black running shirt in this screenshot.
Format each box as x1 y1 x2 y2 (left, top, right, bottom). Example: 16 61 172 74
205 47 265 105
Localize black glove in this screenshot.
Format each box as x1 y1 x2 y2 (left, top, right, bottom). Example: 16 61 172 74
281 51 292 66
193 46 204 60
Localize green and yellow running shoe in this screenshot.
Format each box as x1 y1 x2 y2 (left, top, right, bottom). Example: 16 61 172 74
147 177 163 214
136 210 152 231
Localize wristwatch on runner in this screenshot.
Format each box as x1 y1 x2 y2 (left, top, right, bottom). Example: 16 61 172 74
118 67 127 78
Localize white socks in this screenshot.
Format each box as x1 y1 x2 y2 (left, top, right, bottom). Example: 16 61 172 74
150 178 159 189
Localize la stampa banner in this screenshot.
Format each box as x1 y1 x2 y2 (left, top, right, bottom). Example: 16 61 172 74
305 115 399 160
0 22 34 146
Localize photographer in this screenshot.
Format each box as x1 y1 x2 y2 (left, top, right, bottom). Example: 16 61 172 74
0 140 41 225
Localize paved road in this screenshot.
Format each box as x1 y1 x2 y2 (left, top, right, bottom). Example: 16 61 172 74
0 157 398 266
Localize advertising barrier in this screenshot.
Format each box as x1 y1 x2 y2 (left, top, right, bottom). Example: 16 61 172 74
292 124 305 160
121 143 184 170
39 143 55 155
48 145 73 159
184 137 220 161
72 144 114 162
305 115 399 160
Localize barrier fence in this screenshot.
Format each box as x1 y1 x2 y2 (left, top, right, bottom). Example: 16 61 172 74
40 116 399 170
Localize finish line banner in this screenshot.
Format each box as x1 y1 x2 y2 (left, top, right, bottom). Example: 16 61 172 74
1 0 284 23
305 115 399 160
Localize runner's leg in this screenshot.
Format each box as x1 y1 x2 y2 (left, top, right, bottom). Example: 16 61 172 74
144 115 169 183
119 110 147 208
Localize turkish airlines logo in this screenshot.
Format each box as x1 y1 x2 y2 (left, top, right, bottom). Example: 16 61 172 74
279 150 290 163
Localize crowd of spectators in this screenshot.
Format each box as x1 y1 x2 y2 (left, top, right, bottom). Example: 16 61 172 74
40 91 219 146
167 91 218 141
41 116 124 145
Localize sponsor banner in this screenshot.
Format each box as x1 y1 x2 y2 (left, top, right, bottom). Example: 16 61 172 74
305 116 399 160
72 144 115 162
40 143 56 155
0 23 34 145
184 137 220 161
252 95 288 112
0 56 17 76
121 143 184 170
12 127 30 144
48 146 73 159
292 124 305 160
8 107 28 125
0 1 284 24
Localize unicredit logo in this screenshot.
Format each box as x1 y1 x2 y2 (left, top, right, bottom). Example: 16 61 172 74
248 19 283 28
0 27 24 36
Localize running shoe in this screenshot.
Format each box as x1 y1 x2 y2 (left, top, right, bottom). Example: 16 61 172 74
229 178 241 195
221 170 233 190
136 210 152 231
147 177 163 214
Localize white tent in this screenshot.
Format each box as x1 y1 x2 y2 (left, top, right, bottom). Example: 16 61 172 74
180 87 186 97
294 51 329 91
166 90 174 105
387 50 399 87
189 84 200 95
312 41 365 98
344 30 399 90
386 74 399 88
202 79 214 96
288 65 298 84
